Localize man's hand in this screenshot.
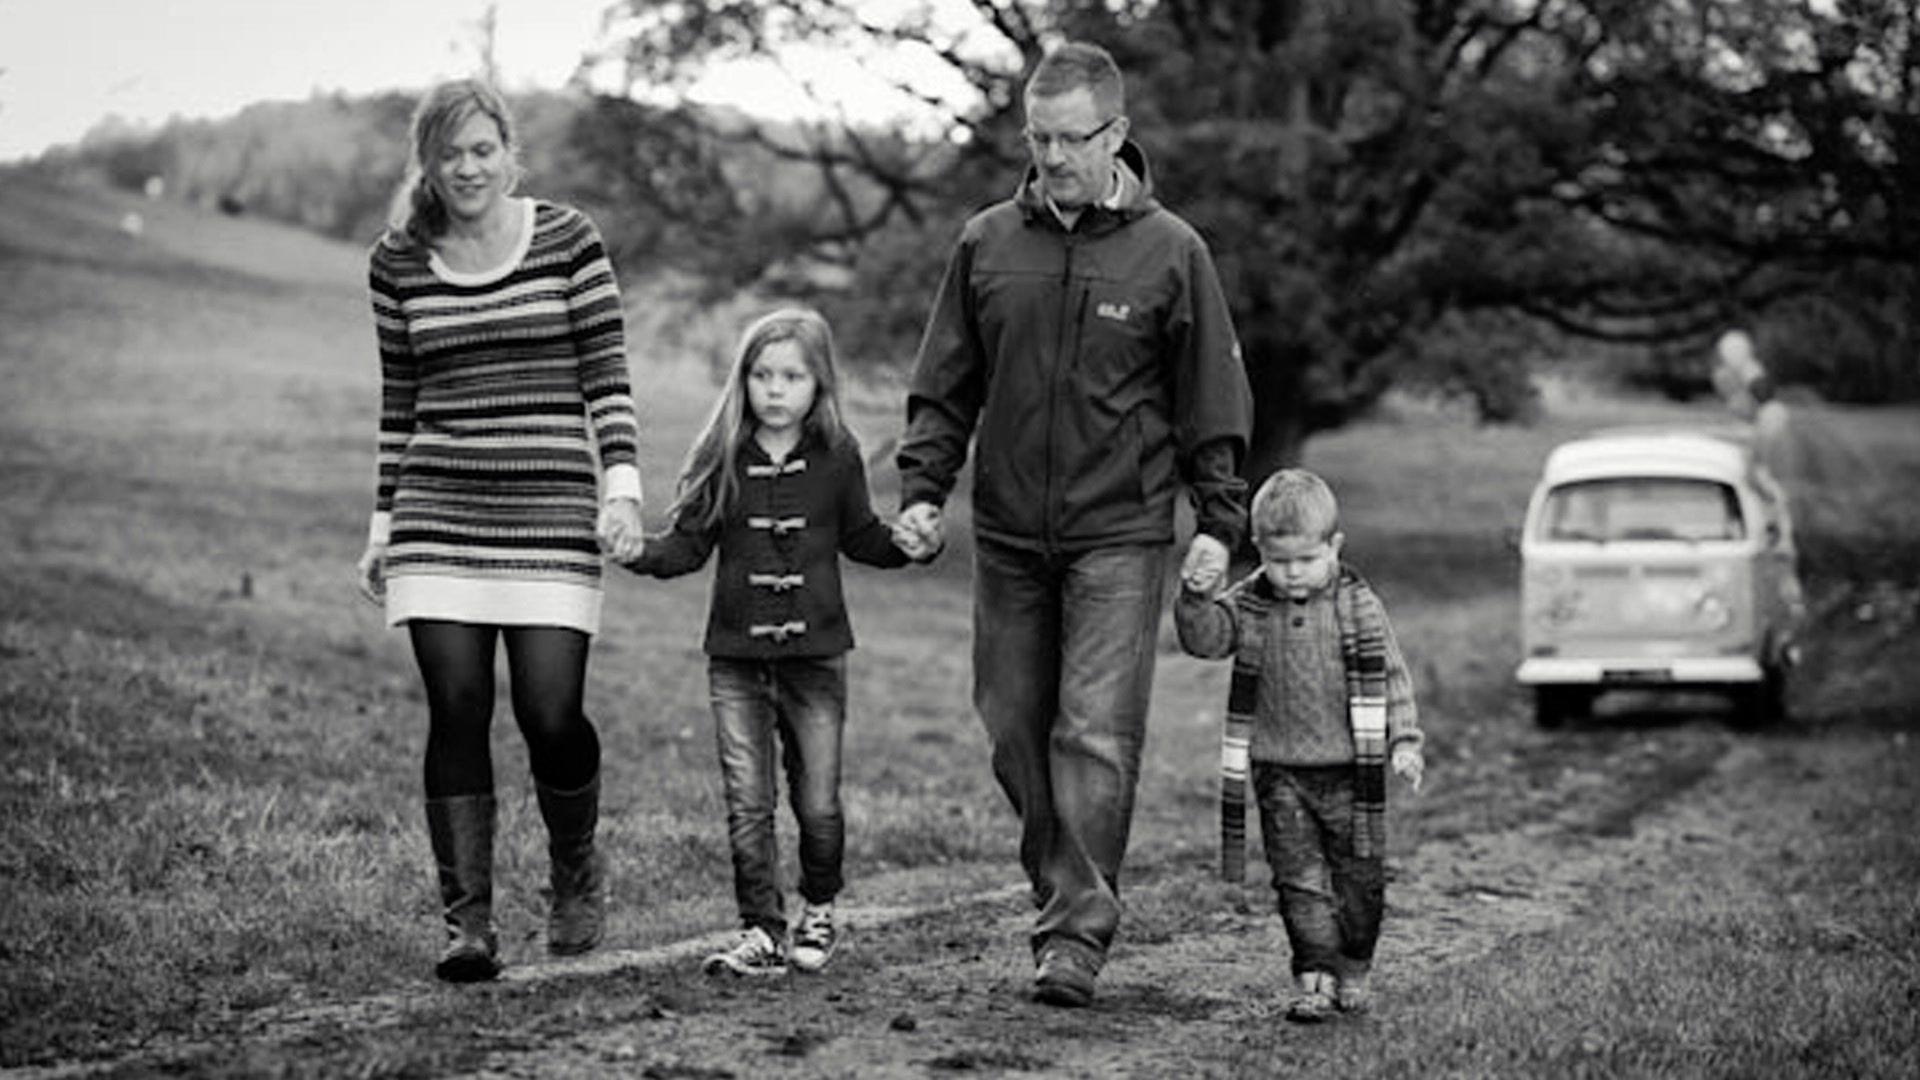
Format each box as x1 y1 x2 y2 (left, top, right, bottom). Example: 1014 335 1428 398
1391 745 1424 793
1180 533 1229 593
895 502 945 562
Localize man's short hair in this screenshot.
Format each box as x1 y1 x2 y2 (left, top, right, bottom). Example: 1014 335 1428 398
1026 41 1125 116
1251 469 1340 542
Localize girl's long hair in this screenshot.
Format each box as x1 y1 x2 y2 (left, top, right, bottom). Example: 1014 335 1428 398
668 308 850 532
385 79 521 250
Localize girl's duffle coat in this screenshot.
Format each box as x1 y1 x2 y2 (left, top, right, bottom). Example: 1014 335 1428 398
627 430 907 658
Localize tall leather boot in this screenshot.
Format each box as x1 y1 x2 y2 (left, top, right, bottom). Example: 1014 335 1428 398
535 773 605 956
424 794 502 982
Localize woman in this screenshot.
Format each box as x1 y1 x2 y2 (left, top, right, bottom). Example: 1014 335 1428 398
355 78 645 982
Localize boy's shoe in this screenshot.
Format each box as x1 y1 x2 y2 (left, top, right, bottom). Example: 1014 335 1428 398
702 926 788 977
1335 971 1372 1014
1032 943 1098 1008
789 903 839 974
1285 971 1336 1023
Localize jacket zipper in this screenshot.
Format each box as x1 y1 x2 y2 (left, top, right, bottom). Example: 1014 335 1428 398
1045 232 1080 553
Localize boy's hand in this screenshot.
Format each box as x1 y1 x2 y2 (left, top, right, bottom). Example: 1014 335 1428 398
1391 745 1424 793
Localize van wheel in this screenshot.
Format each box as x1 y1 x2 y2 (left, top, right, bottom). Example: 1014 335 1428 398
1534 687 1589 728
1733 666 1788 729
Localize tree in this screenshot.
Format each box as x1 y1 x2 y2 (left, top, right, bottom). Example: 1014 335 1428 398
592 0 1917 472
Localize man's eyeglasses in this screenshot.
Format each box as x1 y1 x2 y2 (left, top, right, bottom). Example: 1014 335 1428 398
1021 116 1119 153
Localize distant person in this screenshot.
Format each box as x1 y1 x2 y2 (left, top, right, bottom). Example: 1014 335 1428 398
621 308 918 977
354 78 645 982
1711 329 1768 422
1713 328 1793 479
892 41 1253 1006
1174 469 1424 1023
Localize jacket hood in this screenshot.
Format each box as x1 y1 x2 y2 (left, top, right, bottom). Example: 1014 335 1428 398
1014 140 1160 228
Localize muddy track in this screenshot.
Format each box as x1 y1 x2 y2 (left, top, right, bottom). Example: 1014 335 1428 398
4 717 1757 1080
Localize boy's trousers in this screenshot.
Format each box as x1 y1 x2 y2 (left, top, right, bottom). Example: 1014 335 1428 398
1252 762 1386 978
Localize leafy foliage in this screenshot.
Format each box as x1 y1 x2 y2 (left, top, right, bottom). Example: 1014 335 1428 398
595 0 1920 471
28 0 1917 465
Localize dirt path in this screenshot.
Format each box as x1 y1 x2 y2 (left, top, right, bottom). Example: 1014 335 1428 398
9 710 1838 1080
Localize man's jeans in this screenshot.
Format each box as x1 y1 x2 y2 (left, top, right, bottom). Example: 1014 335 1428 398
708 655 847 939
1252 762 1386 979
973 538 1169 963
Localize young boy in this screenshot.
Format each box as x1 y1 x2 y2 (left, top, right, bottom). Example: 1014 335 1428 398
1175 468 1424 1022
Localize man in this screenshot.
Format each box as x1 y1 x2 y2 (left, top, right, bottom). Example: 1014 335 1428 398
895 41 1252 1007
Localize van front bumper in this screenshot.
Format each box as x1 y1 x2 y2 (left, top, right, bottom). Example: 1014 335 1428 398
1516 656 1764 685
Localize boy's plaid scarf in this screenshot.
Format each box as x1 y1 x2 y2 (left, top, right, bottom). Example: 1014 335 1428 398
1220 564 1390 882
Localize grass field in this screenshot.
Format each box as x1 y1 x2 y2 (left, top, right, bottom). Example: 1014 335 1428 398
3 173 1917 1076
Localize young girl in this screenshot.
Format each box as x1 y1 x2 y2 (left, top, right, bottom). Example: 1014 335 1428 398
624 308 914 975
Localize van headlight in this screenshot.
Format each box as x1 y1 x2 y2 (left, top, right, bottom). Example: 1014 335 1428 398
1534 589 1584 627
1693 589 1732 629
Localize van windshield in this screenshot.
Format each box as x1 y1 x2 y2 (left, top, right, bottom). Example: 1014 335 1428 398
1539 478 1746 542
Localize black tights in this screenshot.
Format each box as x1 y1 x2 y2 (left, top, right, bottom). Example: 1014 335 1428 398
409 620 601 798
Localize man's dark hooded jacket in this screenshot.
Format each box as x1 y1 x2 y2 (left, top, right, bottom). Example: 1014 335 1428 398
898 141 1252 553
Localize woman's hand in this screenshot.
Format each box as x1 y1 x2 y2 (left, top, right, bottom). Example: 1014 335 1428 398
356 543 388 605
598 497 646 562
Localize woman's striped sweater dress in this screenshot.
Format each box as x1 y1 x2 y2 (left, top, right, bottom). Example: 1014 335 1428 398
366 198 640 635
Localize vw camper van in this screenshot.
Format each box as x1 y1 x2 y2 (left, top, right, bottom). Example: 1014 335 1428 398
1516 428 1803 727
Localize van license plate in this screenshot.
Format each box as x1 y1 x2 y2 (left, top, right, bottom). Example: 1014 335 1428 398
1603 668 1672 683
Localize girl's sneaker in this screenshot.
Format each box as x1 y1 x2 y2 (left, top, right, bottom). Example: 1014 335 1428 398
789 903 838 973
1284 971 1336 1023
702 926 788 977
1335 971 1372 1014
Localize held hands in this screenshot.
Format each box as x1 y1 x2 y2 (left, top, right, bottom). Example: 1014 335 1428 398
1180 533 1230 594
597 496 646 563
893 502 945 562
1391 745 1425 794
355 543 386 605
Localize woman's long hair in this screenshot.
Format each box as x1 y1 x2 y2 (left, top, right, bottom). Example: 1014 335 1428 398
668 308 850 532
385 79 521 250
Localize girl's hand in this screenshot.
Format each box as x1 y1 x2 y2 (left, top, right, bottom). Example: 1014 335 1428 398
892 522 934 561
1391 746 1424 793
895 503 944 562
356 543 387 605
598 497 646 562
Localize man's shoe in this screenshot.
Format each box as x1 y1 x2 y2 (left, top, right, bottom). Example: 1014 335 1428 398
435 925 502 983
1032 944 1097 1008
702 926 788 977
789 903 839 974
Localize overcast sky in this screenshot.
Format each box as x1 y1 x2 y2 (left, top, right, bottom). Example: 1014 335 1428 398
0 0 978 162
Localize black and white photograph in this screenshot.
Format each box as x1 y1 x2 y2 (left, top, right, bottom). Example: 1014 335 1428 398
2 1 1915 1076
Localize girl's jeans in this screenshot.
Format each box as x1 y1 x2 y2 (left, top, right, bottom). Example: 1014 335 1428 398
1252 762 1386 979
972 538 1168 964
707 654 847 939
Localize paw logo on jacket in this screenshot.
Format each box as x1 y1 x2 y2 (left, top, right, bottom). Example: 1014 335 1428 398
1095 301 1132 323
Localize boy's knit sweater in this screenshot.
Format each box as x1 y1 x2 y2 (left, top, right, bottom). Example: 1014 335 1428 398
1175 568 1420 764
625 429 906 658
